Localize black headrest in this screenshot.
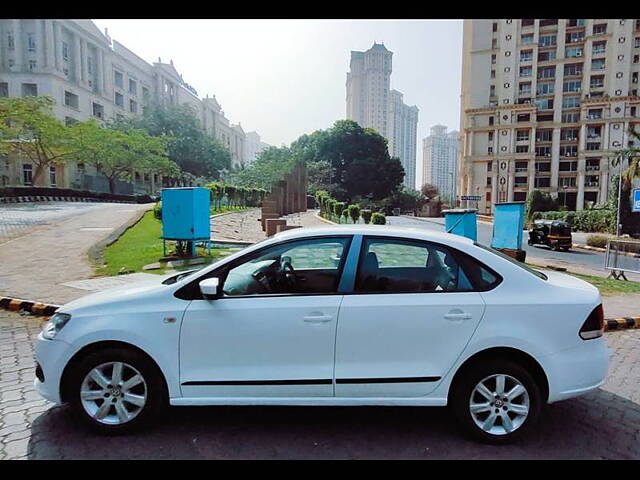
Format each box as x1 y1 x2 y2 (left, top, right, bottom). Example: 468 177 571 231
361 251 379 273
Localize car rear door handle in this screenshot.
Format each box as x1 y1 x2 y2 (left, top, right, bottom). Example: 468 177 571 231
304 314 333 323
444 311 472 321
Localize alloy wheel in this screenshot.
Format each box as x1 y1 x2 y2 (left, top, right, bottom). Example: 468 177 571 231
80 361 148 425
468 373 530 436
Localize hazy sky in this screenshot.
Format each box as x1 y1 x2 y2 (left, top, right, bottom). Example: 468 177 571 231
93 19 463 184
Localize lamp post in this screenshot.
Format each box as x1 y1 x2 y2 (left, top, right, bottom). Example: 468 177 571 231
615 152 627 238
448 171 454 207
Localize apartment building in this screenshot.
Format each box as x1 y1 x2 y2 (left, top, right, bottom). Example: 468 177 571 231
346 42 419 189
422 125 460 203
459 19 640 213
389 90 419 189
0 19 250 193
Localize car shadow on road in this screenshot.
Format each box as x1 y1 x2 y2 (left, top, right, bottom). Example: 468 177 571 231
26 388 640 459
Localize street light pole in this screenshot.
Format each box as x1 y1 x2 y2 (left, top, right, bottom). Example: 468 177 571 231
616 153 625 237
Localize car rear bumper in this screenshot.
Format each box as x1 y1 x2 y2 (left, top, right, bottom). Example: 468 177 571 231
544 337 609 403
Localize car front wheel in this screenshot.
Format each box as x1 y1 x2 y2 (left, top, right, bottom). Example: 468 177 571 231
66 347 166 434
451 359 542 443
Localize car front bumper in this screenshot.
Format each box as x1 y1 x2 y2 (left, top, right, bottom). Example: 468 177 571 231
33 332 73 405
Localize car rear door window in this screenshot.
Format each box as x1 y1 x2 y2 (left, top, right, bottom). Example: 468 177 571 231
355 237 474 293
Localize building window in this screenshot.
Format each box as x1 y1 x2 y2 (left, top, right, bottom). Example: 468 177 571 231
92 102 104 119
492 22 498 32
521 34 534 45
538 50 556 62
537 82 555 95
593 41 606 55
129 99 137 113
114 71 124 88
561 128 579 141
562 96 580 109
593 24 607 35
64 90 79 109
587 109 603 119
516 145 529 153
562 112 580 123
563 80 581 92
566 32 584 44
21 83 37 97
129 79 137 95
491 54 496 64
520 50 533 62
564 63 583 76
65 116 78 126
537 66 556 79
539 34 557 47
27 33 36 52
536 129 553 142
565 46 583 58
520 65 532 77
522 19 534 27
590 75 605 88
635 37 640 48
7 31 14 50
115 92 124 108
49 166 57 187
516 130 529 141
22 164 33 185
28 60 36 72
0 83 8 97
62 41 69 61
591 58 605 70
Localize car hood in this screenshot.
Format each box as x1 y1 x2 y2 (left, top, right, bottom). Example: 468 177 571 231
58 274 175 314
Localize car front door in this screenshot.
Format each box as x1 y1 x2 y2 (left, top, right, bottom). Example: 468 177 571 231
179 235 352 399
335 236 493 398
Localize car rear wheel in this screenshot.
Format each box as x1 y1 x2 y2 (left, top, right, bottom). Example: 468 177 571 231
66 347 166 434
451 359 542 444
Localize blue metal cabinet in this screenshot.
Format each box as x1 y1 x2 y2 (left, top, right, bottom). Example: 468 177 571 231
443 209 477 241
491 202 525 250
161 187 211 241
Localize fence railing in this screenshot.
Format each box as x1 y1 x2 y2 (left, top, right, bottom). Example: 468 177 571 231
605 239 640 280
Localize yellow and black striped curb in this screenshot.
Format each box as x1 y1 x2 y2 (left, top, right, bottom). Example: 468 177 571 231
604 317 640 331
0 297 59 316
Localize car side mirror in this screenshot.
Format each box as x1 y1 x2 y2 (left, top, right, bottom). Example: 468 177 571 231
199 277 220 299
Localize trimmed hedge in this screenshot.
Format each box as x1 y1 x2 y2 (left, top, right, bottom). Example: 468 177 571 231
371 212 387 225
586 234 609 248
0 186 154 203
534 209 615 233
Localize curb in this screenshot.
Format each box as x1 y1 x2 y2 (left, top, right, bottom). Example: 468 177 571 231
314 212 337 225
0 296 59 316
605 317 640 331
0 196 135 204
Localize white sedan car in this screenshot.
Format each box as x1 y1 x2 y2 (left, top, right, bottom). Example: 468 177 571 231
34 225 608 443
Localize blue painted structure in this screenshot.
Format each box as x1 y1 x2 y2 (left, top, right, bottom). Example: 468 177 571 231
633 188 640 213
443 209 477 241
161 187 211 241
491 202 525 250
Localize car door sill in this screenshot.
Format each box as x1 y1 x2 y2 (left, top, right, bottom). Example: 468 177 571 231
170 397 449 407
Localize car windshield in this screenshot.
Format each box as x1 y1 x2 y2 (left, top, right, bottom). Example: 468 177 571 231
474 242 548 281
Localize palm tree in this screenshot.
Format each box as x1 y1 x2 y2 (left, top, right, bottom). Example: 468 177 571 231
619 126 640 189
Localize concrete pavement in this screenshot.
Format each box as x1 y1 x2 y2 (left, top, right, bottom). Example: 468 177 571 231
0 202 152 305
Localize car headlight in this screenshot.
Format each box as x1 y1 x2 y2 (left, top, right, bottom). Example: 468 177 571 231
42 313 72 340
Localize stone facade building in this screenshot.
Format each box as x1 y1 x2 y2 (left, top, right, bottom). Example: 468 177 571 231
0 19 252 193
346 42 419 189
459 19 640 213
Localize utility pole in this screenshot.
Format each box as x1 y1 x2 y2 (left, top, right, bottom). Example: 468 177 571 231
616 153 625 237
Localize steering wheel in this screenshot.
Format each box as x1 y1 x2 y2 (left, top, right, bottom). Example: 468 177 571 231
280 256 297 289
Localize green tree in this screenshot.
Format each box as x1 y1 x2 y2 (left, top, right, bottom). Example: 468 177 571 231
114 101 231 181
0 96 83 185
72 120 178 193
292 120 405 203
228 146 297 190
347 204 361 224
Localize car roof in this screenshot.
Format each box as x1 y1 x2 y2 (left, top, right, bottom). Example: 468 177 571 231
271 224 475 247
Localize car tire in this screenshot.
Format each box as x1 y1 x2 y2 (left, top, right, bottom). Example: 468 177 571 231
66 346 167 435
450 358 542 444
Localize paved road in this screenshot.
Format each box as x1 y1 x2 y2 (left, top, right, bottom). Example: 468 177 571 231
0 202 111 245
1 309 639 459
0 202 151 305
387 215 608 271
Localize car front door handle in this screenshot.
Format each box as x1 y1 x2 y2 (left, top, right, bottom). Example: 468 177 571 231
303 314 333 323
444 311 472 321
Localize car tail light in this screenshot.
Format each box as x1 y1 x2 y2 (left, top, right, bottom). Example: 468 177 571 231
579 304 604 340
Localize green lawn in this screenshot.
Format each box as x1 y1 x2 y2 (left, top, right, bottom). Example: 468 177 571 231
567 272 640 297
95 211 231 276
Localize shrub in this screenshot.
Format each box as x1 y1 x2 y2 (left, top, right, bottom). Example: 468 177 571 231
371 212 386 225
347 204 360 224
342 209 349 223
333 201 346 219
361 209 372 224
587 234 609 248
153 202 162 220
537 209 615 234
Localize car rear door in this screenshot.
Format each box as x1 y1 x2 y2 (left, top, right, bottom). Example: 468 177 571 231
334 236 488 397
